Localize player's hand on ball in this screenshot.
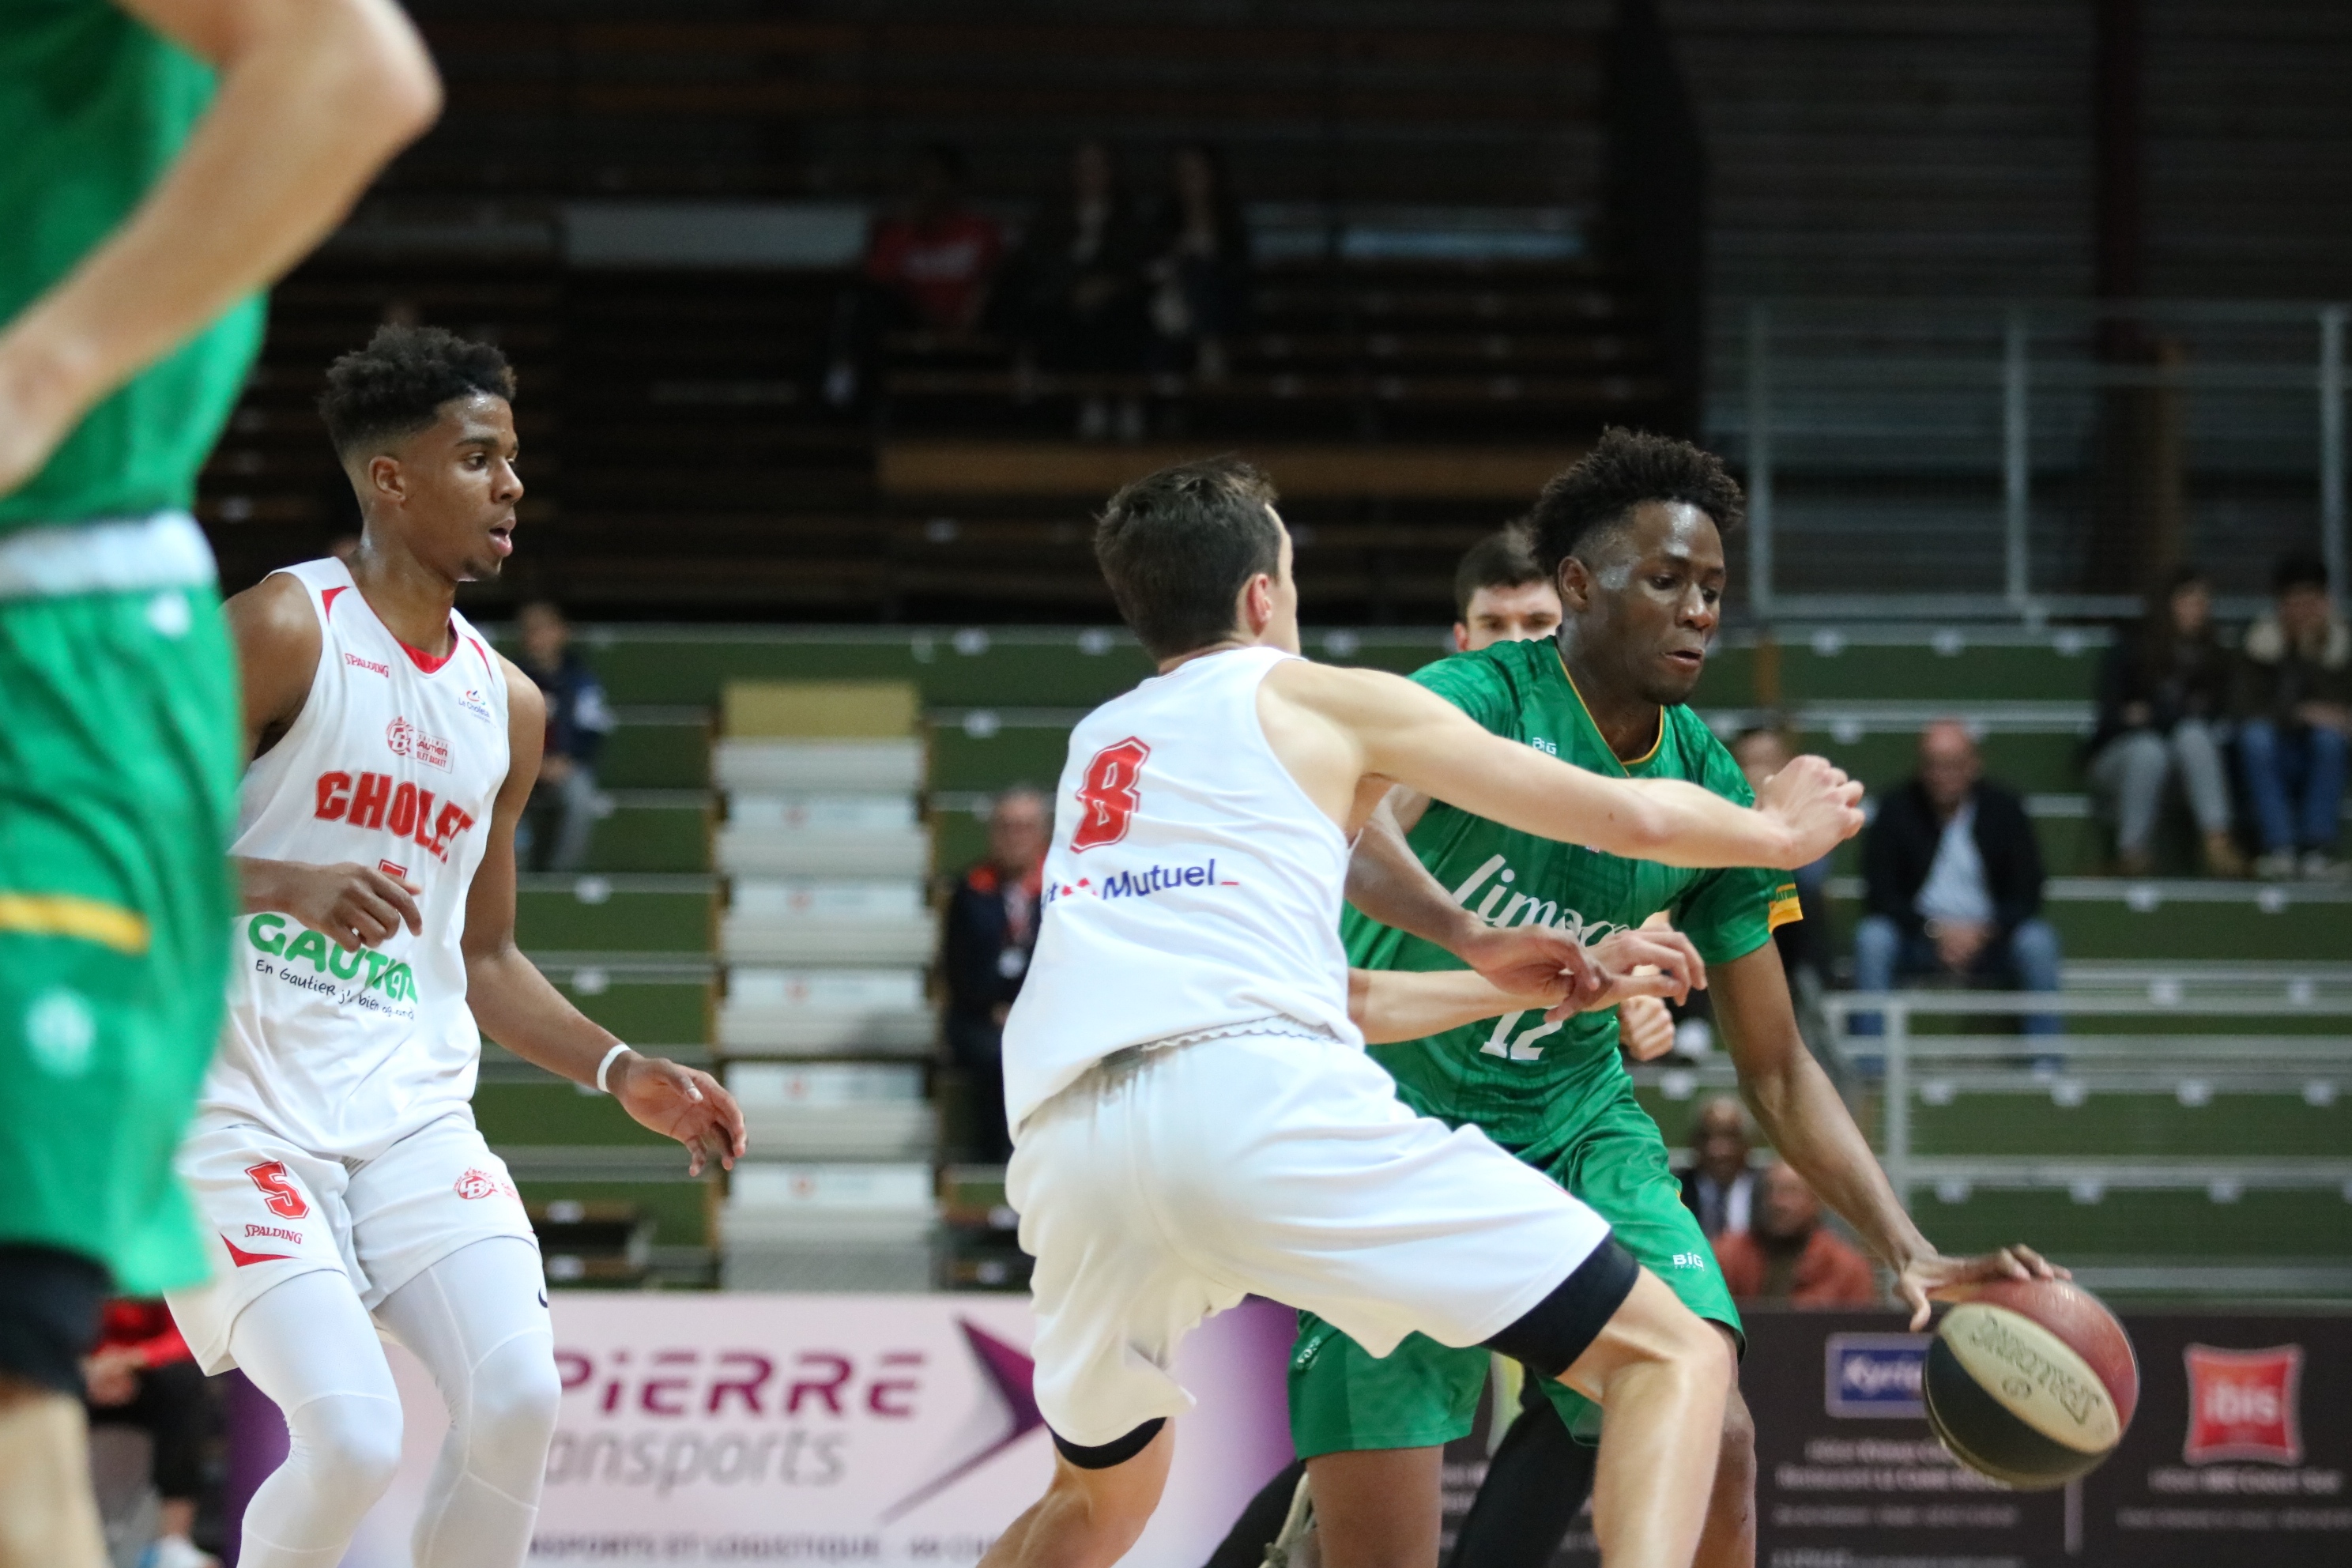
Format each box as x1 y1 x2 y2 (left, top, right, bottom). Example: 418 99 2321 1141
1755 753 1866 867
248 858 424 951
1894 1245 2069 1332
611 1054 747 1175
1457 921 1604 1004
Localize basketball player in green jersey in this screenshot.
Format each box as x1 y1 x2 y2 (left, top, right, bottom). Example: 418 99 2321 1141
1220 431 2059 1568
0 4 436 1561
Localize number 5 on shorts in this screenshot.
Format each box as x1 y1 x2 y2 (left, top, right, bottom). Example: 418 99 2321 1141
1072 737 1150 851
245 1159 310 1219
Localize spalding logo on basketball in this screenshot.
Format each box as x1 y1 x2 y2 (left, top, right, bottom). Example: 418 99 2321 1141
1924 1277 2139 1490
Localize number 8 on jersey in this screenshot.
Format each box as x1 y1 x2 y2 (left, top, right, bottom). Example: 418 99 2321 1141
1072 737 1151 851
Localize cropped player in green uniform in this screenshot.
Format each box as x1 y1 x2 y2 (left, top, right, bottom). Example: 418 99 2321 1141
0 3 435 1560
1206 433 2060 1568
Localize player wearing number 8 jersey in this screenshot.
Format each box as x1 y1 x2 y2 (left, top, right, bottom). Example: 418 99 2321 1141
161 327 744 1568
1238 430 2065 1568
987 457 1868 1568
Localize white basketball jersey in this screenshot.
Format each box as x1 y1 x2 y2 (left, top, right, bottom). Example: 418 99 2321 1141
202 558 511 1159
1002 645 1361 1129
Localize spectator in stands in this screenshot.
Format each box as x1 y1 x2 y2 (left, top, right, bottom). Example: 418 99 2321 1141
514 601 614 873
1679 1095 1758 1240
1144 143 1251 382
826 144 1003 408
1732 725 1834 986
2232 554 2350 881
1713 1159 1879 1307
84 1298 217 1568
942 786 1050 1163
1451 524 1560 650
1006 138 1152 439
2088 566 2241 878
1853 720 2063 1036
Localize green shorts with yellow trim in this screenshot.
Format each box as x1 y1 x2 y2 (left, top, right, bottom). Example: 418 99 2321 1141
1287 1081 1740 1455
0 575 239 1295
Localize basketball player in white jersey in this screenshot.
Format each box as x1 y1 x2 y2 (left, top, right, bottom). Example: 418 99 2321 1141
163 325 746 1568
985 458 1866 1568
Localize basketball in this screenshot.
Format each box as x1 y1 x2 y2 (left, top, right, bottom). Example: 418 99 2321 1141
1924 1278 2140 1490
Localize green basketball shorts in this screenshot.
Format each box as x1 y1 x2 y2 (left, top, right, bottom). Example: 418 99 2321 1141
0 516 240 1295
1287 1082 1742 1455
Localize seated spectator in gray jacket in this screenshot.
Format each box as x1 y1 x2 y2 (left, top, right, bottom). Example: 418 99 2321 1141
1854 721 2062 1036
2088 566 2241 877
2232 554 2350 882
514 601 613 873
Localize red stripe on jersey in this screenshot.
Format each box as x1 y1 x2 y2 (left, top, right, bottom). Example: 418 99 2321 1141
322 585 346 617
398 625 460 675
222 1237 293 1268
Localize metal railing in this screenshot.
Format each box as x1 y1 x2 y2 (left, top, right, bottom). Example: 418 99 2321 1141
1716 300 2350 621
1821 990 2352 1210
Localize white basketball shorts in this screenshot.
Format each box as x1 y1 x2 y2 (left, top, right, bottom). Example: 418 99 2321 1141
1008 1029 1612 1447
165 1111 537 1374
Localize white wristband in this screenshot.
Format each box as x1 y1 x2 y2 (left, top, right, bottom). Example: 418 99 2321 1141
594 1043 632 1095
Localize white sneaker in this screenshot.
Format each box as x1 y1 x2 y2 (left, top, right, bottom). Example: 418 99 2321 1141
139 1537 218 1568
2301 851 2347 882
2254 850 2298 880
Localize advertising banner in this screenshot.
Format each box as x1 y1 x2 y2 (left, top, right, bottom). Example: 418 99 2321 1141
1437 1308 2351 1568
233 1292 1295 1568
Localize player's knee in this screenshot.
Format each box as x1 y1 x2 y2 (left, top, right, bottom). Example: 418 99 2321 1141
1717 1385 1757 1484
464 1337 563 1475
290 1392 405 1503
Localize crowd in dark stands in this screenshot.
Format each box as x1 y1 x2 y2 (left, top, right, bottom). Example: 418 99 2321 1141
830 139 1253 436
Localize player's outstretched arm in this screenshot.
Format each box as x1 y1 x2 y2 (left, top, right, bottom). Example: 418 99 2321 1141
1265 662 1861 870
462 658 746 1175
1347 929 1704 1045
1347 795 1606 1001
0 0 441 498
1710 942 2064 1329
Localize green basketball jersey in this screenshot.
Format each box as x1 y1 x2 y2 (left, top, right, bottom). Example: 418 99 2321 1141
1343 635 1800 1152
0 0 265 531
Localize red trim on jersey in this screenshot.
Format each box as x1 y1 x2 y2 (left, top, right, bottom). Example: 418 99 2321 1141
397 629 460 675
327 578 461 674
465 635 492 675
222 1237 292 1268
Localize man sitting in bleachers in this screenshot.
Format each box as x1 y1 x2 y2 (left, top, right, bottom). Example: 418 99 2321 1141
1712 1160 1879 1309
1853 719 2063 1038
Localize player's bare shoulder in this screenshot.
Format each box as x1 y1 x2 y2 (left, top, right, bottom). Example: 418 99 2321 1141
225 571 325 756
1255 658 1423 828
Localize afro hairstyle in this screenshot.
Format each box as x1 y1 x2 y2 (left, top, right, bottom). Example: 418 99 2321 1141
1525 428 1744 583
318 323 514 458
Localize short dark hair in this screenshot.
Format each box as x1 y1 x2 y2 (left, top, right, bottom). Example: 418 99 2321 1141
2275 552 2329 594
318 325 514 458
1453 527 1547 620
1525 428 1744 583
1095 457 1283 659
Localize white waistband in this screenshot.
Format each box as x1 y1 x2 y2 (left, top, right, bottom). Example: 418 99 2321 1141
0 512 216 600
1105 1014 1345 1065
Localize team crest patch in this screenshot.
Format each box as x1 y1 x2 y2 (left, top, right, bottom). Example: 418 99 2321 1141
454 1167 517 1203
386 717 451 770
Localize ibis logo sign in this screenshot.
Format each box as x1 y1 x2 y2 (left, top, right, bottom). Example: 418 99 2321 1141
2182 1344 2303 1466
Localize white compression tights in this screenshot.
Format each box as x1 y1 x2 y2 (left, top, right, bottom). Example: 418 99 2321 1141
228 1238 560 1568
